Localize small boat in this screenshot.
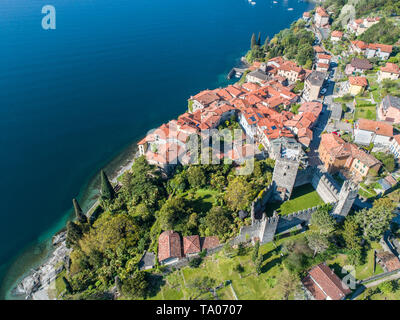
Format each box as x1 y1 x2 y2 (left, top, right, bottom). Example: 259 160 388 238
273 1 278 3
250 1 256 5
288 8 294 11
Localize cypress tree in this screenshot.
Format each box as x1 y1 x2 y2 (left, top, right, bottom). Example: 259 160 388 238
250 33 257 49
257 32 261 46
263 36 270 49
66 221 83 248
72 198 86 224
100 169 115 200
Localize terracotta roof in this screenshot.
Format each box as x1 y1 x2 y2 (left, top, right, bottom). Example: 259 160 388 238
351 40 368 50
313 46 325 53
200 236 220 250
158 230 182 262
369 43 393 53
381 63 400 75
192 90 220 106
394 135 400 145
303 12 310 17
349 76 368 87
183 235 201 255
316 7 329 17
331 30 343 38
318 54 332 60
317 63 329 70
303 263 351 300
357 119 393 137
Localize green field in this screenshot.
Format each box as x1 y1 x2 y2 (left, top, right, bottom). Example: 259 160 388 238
354 106 376 121
265 184 324 216
147 233 309 300
185 188 219 213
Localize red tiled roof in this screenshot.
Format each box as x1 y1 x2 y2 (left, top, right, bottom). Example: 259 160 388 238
183 235 201 255
349 76 368 87
200 236 220 250
303 263 351 300
316 7 329 17
331 30 343 38
318 54 332 60
381 63 400 75
158 230 182 262
357 119 393 137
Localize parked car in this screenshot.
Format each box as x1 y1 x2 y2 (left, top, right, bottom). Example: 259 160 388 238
321 88 327 95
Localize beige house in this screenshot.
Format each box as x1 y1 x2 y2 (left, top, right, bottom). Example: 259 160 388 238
347 76 368 95
314 7 329 28
378 63 400 82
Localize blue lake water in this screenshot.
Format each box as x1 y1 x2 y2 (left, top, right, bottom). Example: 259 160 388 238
0 0 314 298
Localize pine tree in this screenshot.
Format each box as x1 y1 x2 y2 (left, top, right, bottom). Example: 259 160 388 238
100 169 115 200
251 33 257 49
72 198 87 224
257 32 261 46
62 276 73 294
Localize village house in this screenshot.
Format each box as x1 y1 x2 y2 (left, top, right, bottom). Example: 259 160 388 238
376 251 400 272
302 263 351 300
354 119 393 147
189 90 221 112
350 40 393 60
158 230 183 265
314 7 330 28
390 135 400 159
378 95 400 124
158 231 220 264
347 17 380 36
345 58 373 75
277 60 307 83
378 63 400 82
303 70 325 102
319 133 381 179
246 69 269 84
316 53 331 73
330 30 343 43
345 76 368 95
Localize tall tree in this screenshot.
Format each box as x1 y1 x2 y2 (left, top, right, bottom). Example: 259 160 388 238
311 207 336 234
257 32 261 46
251 33 257 49
356 197 396 241
100 170 115 201
307 232 329 258
73 198 87 224
343 216 361 251
278 269 301 300
66 221 83 248
263 36 270 49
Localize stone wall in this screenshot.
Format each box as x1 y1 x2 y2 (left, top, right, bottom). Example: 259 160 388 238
250 183 274 221
311 171 340 203
294 166 315 188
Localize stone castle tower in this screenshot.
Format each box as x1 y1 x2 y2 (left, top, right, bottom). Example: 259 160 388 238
272 158 300 201
333 180 359 218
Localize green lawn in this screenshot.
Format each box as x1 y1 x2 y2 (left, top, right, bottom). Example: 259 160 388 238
354 106 376 121
265 184 324 216
147 233 309 300
326 242 384 281
185 188 219 213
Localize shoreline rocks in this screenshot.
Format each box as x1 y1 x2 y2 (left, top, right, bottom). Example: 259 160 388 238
14 231 71 300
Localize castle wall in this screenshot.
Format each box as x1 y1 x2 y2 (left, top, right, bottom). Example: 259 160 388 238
294 166 315 187
311 171 339 203
272 159 300 200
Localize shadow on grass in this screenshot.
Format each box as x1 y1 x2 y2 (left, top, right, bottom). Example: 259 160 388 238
146 274 166 298
260 257 283 274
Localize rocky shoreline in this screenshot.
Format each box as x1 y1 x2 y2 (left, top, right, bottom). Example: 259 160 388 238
14 231 71 300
